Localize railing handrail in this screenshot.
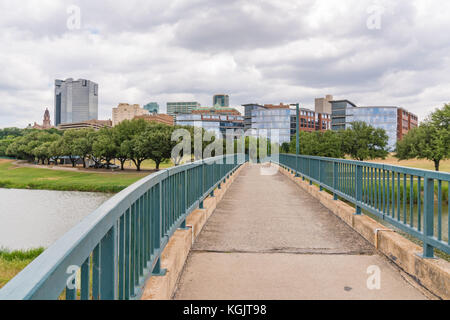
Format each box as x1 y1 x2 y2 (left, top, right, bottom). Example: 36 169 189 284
0 155 241 300
276 153 450 258
281 153 450 181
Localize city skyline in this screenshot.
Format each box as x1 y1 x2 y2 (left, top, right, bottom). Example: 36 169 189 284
1 0 450 128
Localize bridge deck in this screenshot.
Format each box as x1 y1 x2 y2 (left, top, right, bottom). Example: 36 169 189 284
174 164 428 300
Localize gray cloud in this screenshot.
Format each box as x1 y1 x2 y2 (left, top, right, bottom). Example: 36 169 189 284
0 0 449 128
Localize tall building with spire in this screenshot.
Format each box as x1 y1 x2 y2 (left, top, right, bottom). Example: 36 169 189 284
31 108 53 129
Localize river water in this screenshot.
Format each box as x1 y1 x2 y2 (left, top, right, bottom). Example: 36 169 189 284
0 188 112 250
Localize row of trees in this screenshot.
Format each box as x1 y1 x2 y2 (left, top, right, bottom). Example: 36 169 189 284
3 120 189 171
396 104 449 171
1 120 390 169
281 121 390 161
1 118 278 171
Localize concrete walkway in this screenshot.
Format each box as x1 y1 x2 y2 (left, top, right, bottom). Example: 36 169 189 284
174 164 428 300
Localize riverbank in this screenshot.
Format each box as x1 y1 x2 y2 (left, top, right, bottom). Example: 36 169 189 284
0 248 44 289
0 160 151 193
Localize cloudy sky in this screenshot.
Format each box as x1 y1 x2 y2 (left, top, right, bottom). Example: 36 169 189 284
1 0 449 128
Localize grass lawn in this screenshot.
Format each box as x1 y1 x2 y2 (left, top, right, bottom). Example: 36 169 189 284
366 155 450 172
0 160 154 192
0 248 44 289
120 159 174 170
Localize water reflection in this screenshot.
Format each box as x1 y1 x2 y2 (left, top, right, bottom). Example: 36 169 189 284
0 188 111 250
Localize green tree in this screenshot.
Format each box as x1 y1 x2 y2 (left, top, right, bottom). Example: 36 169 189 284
113 119 149 170
0 136 16 157
48 138 64 165
288 132 317 156
92 128 117 169
281 142 290 154
134 124 174 170
342 122 389 161
6 131 58 162
314 131 345 158
34 142 53 164
6 132 38 161
396 104 449 171
72 129 95 168
0 127 23 140
60 130 80 167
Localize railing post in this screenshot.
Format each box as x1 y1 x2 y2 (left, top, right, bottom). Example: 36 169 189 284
355 164 362 215
92 244 100 299
199 162 204 209
422 177 435 258
152 182 166 276
333 162 338 200
99 224 118 300
319 159 323 191
309 159 312 185
179 170 189 230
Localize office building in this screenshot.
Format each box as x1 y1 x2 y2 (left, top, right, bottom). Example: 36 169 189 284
242 104 264 130
143 102 159 114
112 103 149 126
330 100 418 150
192 106 241 116
166 101 201 118
398 108 418 140
251 104 292 144
315 95 333 114
249 103 332 144
58 119 112 131
176 106 244 137
134 114 174 126
213 94 230 107
290 108 331 136
54 78 98 126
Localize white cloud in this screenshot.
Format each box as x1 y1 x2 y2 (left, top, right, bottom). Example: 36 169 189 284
0 0 449 128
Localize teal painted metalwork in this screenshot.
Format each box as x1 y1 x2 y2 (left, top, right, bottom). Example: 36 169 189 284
80 257 89 300
0 155 241 300
276 154 450 258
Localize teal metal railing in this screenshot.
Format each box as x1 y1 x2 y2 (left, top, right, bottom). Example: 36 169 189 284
0 155 242 300
276 154 450 258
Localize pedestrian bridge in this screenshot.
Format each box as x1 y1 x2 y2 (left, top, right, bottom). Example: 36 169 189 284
1 155 449 300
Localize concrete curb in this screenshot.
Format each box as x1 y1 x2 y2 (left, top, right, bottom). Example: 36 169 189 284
278 165 450 300
140 163 248 300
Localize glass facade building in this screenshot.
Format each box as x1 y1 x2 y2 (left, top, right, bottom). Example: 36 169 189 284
330 100 418 150
176 113 244 137
348 107 398 149
54 78 98 126
331 100 357 131
213 94 230 107
166 102 201 117
143 102 159 114
251 108 292 144
242 104 264 130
